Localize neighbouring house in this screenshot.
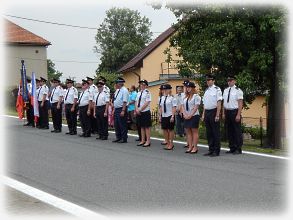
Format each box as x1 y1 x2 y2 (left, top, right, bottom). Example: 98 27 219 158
118 26 270 127
3 19 51 88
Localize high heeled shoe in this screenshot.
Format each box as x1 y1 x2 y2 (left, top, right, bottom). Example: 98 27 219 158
143 143 151 147
185 149 192 153
190 148 199 154
164 145 174 150
137 142 145 146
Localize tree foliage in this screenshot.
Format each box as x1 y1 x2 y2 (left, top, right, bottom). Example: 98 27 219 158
47 59 63 82
94 7 153 73
163 5 287 148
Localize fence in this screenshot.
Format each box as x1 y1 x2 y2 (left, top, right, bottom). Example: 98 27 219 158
150 111 288 149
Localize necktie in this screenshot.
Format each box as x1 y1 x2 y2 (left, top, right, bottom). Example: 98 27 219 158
50 88 56 102
227 88 231 103
78 91 84 104
65 88 70 101
37 86 42 100
163 96 167 113
159 96 162 105
96 92 101 106
137 91 143 108
114 89 120 101
186 98 189 111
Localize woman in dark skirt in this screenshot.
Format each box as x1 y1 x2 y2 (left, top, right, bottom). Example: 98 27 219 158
135 79 152 147
181 82 201 154
158 86 168 146
159 84 177 150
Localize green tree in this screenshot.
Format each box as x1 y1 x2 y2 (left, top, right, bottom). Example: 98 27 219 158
161 5 287 148
94 7 152 73
47 59 63 82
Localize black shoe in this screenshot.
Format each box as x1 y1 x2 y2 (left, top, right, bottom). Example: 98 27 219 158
164 145 174 150
23 123 31 126
233 149 242 155
101 136 108 140
66 132 71 134
70 132 77 135
55 130 61 133
40 126 49 129
118 139 127 143
137 142 145 146
79 133 85 137
190 149 199 154
112 139 121 143
84 135 91 137
184 145 189 148
51 130 56 133
225 150 235 154
135 138 141 142
203 152 213 156
143 143 151 147
209 152 220 157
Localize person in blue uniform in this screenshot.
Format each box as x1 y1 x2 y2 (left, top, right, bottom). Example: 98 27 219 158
202 74 223 157
38 77 49 129
78 79 93 137
135 80 152 147
112 77 129 143
64 79 78 135
50 78 63 133
223 75 244 154
93 81 110 140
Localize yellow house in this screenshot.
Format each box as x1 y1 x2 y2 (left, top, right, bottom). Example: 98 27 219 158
118 27 268 126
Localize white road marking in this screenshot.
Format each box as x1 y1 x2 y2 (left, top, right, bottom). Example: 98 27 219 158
2 176 106 218
3 114 289 160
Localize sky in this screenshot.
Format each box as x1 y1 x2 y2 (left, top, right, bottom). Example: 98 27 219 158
2 0 177 82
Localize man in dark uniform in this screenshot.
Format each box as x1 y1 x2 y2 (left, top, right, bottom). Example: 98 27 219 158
38 77 49 129
64 79 78 135
24 76 34 127
202 74 223 157
50 78 63 133
86 76 98 134
223 75 244 154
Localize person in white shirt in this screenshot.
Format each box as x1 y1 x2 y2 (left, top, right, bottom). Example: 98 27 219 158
174 86 185 137
86 76 98 134
135 80 152 147
78 79 93 137
64 79 78 135
202 74 223 157
38 77 49 129
112 77 129 143
35 79 41 128
223 75 244 154
157 85 168 146
181 82 201 154
159 84 177 150
93 81 110 140
50 78 63 133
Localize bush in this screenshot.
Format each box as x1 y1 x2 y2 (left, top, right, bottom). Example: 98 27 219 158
243 127 266 139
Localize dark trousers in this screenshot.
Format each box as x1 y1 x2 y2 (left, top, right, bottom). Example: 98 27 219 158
204 108 221 154
79 105 91 136
51 102 62 131
26 101 34 125
38 100 49 128
225 109 243 152
65 104 77 133
114 107 128 141
175 113 184 136
96 105 108 137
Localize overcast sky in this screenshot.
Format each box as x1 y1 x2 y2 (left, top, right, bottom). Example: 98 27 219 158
3 0 177 82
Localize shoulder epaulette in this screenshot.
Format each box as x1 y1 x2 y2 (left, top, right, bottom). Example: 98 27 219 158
235 87 239 90
214 86 219 89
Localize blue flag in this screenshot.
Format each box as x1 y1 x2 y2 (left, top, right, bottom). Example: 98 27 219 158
21 60 29 102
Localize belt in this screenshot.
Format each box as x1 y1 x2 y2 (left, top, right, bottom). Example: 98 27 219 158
205 108 217 111
225 108 238 111
79 105 88 108
96 105 106 108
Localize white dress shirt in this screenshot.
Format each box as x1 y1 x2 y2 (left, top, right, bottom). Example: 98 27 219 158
223 85 243 110
94 91 109 106
136 89 152 112
183 94 201 116
78 89 93 107
37 85 49 101
160 95 177 117
113 86 129 108
50 85 63 103
64 86 78 104
203 84 223 110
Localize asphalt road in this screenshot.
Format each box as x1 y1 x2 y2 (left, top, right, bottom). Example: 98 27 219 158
4 116 288 216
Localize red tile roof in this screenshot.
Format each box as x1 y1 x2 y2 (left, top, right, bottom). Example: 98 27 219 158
4 19 51 46
118 26 175 73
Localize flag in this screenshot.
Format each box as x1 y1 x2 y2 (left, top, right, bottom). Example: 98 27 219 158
31 72 39 123
21 60 29 103
16 82 24 119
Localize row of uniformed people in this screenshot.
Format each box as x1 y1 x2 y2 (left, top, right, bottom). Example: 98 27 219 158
26 74 243 156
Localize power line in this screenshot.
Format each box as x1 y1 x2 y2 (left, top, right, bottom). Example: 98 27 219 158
4 14 164 33
9 56 99 64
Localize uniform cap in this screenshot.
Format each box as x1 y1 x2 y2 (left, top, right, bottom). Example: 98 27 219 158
86 76 94 81
66 79 74 83
206 74 215 80
183 80 190 86
82 79 89 84
186 81 196 88
115 77 125 83
95 80 105 86
138 79 148 86
227 75 236 80
40 77 47 82
53 78 60 83
36 78 40 82
26 76 31 81
98 76 107 82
